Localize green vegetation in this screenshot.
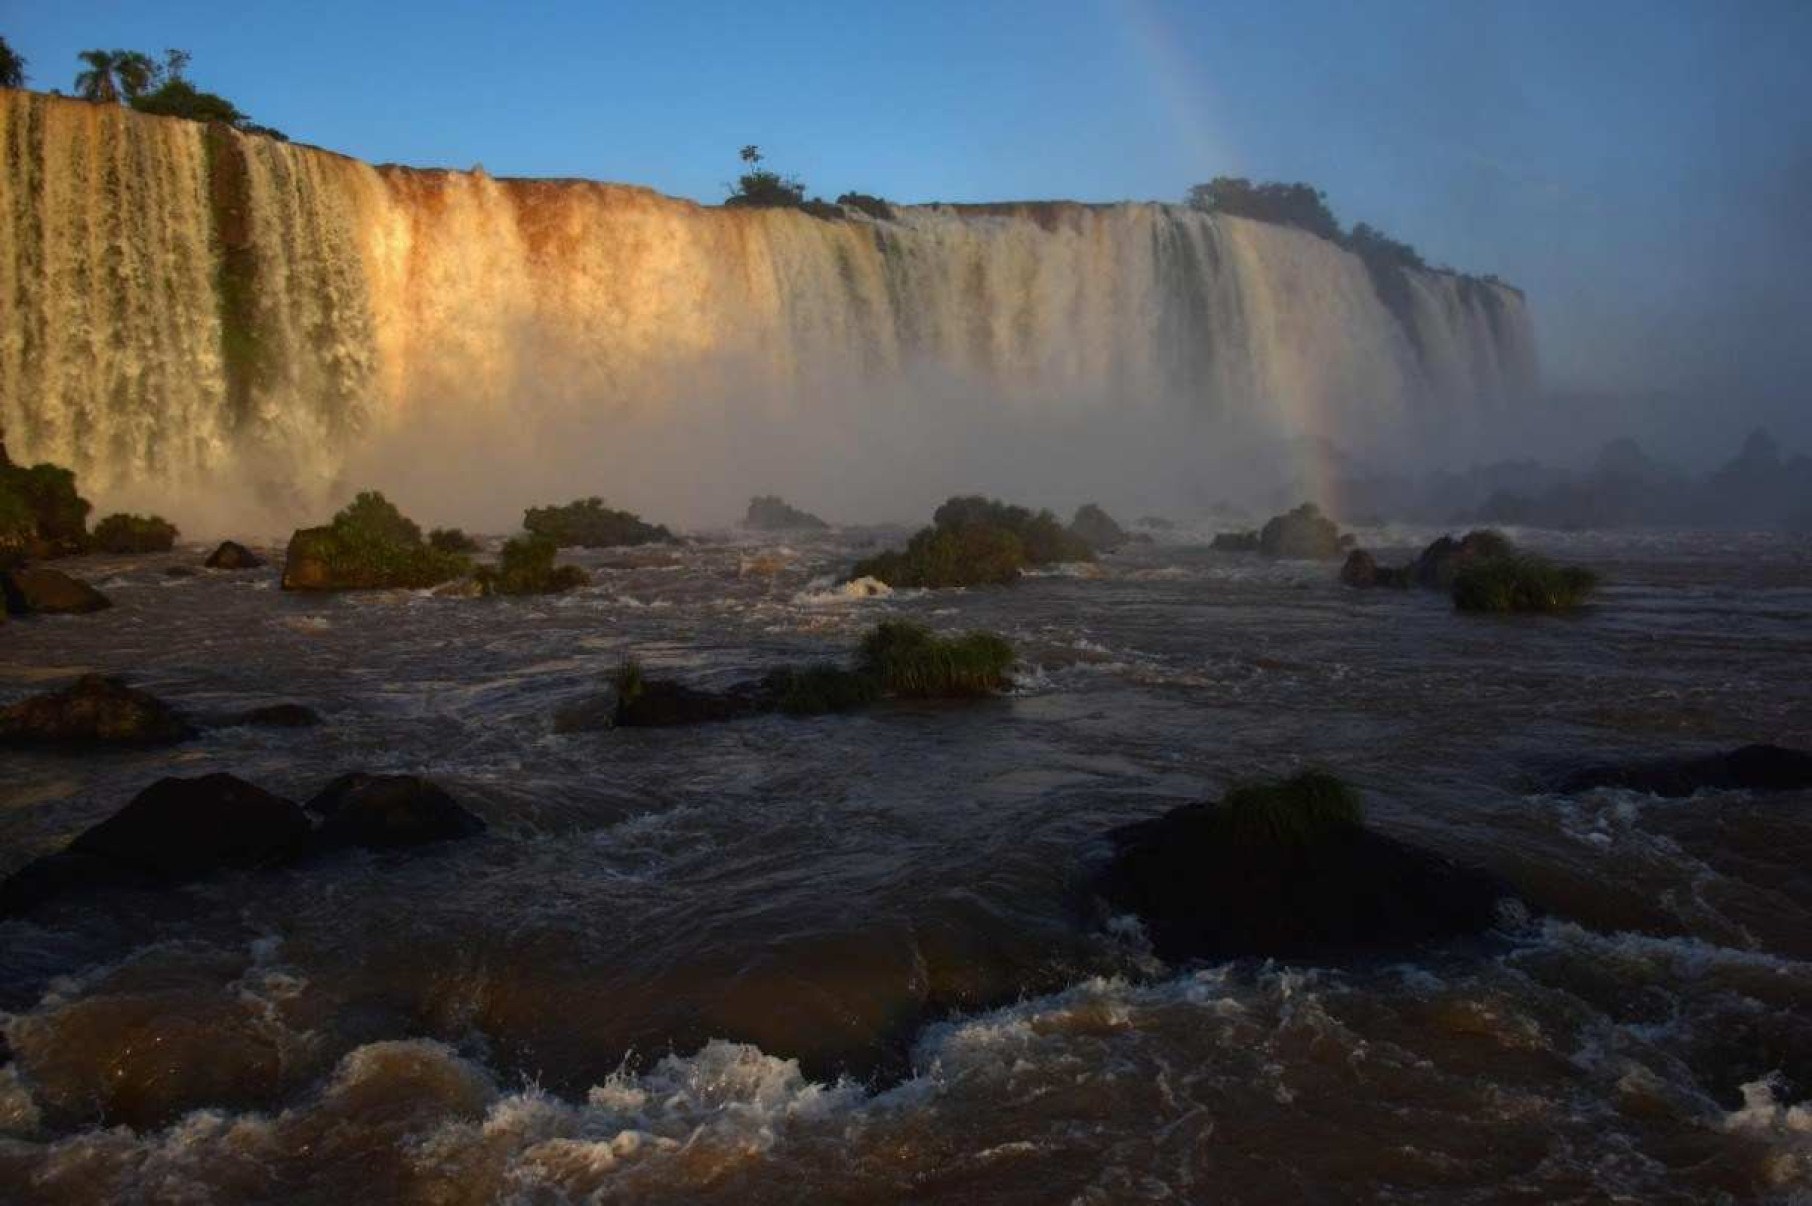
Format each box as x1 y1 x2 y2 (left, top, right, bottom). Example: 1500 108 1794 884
90 512 178 553
1185 178 1342 242
428 527 481 554
1216 771 1366 846
744 495 828 531
1451 556 1598 614
524 497 673 548
1 36 26 89
726 144 808 209
282 491 471 591
852 495 1095 589
0 455 92 557
72 47 285 138
857 620 1015 698
836 192 897 221
475 533 589 596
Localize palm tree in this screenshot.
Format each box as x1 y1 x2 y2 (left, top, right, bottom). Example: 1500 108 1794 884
0 37 26 90
73 49 159 103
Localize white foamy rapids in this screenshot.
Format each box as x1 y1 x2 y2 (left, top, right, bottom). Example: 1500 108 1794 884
2 91 1534 530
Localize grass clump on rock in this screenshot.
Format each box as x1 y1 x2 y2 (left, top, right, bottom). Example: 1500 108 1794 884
475 534 590 597
91 512 178 553
857 620 1015 698
525 498 673 548
1451 556 1597 614
281 491 471 591
763 663 883 715
851 495 1094 589
1217 771 1365 845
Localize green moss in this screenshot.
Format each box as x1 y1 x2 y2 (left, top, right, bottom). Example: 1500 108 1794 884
475 533 590 596
1217 771 1365 845
91 512 178 553
1452 556 1598 614
858 620 1015 697
524 497 673 548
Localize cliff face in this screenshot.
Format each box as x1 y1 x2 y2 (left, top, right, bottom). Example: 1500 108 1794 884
0 90 1536 500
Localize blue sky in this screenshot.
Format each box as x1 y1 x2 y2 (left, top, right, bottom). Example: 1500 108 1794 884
6 0 1810 452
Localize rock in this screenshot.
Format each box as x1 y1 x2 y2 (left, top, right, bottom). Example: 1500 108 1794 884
616 677 772 727
1410 529 1514 590
279 526 337 590
1 567 112 615
164 565 199 578
1257 503 1345 559
305 773 486 850
743 495 829 531
552 690 618 733
205 540 265 569
0 675 196 747
1097 773 1511 961
1068 503 1130 553
1210 531 1260 552
1340 549 1378 588
1559 744 1812 797
233 703 322 728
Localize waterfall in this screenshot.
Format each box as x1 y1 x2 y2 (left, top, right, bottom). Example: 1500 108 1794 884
1 90 1537 519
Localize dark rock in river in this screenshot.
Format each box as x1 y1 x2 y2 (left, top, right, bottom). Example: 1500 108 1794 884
205 540 266 569
1339 549 1378 588
1258 502 1346 559
1559 744 1812 797
1411 529 1514 590
743 495 830 531
0 674 196 747
306 773 485 850
1097 772 1511 961
1210 530 1260 552
616 677 771 727
233 703 322 728
1068 503 1131 553
1 566 112 615
552 689 619 733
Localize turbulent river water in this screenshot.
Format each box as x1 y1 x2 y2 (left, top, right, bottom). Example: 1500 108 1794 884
1 525 1810 1203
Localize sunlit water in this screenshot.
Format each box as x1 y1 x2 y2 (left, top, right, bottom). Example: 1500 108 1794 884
2 527 1810 1202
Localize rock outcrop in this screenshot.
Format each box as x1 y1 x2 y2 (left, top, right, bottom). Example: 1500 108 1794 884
1 567 112 615
0 675 196 747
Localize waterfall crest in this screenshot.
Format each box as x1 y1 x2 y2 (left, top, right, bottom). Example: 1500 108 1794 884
1 91 1536 515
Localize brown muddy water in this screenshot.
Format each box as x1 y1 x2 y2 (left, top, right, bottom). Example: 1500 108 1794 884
2 525 1810 1203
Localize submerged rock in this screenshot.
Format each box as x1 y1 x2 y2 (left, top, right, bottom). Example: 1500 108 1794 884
1 567 112 615
205 540 266 569
1097 772 1511 961
1559 744 1812 797
231 703 322 728
552 689 619 733
0 675 196 747
305 773 486 850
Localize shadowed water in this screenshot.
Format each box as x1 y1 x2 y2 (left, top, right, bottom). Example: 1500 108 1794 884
2 527 1810 1202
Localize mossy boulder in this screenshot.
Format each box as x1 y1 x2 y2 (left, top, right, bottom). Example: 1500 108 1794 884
474 534 589 596
612 658 772 727
1068 503 1130 553
1411 529 1515 590
0 675 195 747
204 540 265 569
90 513 178 553
1257 502 1347 559
1 567 112 615
524 497 673 548
281 491 471 591
743 495 829 531
0 456 92 559
851 495 1093 588
1097 771 1512 960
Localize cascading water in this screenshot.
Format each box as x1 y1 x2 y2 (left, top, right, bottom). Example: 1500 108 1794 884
0 90 1536 518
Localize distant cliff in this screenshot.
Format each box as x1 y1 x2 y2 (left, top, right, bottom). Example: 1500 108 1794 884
0 89 1536 499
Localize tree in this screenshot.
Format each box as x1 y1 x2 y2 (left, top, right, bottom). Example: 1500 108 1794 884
73 48 159 103
0 36 26 89
1184 176 1342 243
740 144 763 166
131 77 247 126
725 144 808 209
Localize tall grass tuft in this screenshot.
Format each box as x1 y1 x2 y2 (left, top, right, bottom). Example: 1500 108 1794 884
1451 556 1597 614
858 620 1015 697
1217 771 1366 845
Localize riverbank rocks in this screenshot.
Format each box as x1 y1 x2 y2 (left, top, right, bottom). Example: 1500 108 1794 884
0 675 196 747
1097 772 1511 960
205 540 265 569
1559 744 1812 797
305 773 485 850
1 567 112 615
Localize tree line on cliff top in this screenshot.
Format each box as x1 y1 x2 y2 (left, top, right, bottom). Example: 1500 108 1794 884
0 37 282 139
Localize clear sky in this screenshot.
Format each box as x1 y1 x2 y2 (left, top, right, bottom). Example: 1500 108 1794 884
5 0 1810 454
